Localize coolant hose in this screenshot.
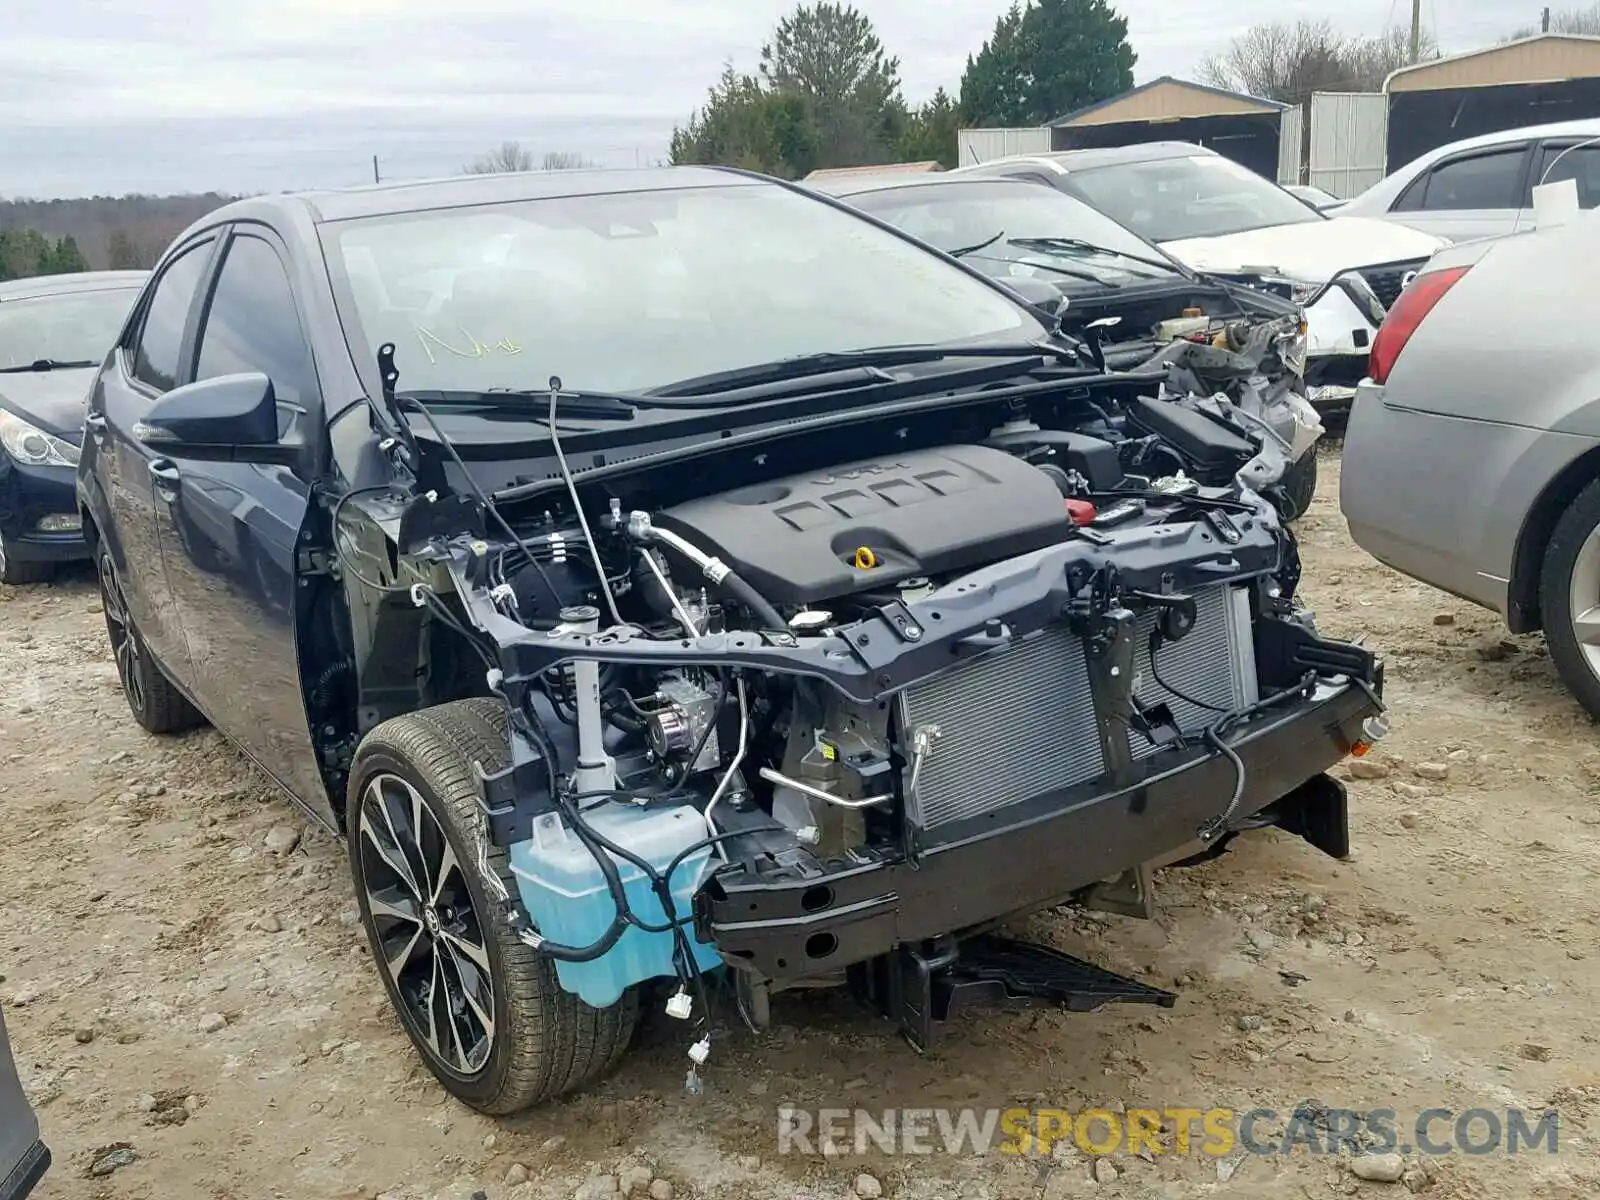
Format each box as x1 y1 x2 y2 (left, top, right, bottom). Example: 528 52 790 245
717 568 788 632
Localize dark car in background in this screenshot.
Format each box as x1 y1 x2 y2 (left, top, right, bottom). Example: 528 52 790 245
78 166 1381 1114
810 173 1325 517
0 270 147 583
1 1004 50 1200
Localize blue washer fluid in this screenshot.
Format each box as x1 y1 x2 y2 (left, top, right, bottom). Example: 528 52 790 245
507 802 723 1008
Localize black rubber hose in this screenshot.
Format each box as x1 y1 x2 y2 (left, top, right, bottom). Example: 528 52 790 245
717 568 788 632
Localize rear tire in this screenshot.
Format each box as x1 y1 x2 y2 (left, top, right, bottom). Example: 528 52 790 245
1539 478 1600 719
347 698 639 1114
95 543 204 734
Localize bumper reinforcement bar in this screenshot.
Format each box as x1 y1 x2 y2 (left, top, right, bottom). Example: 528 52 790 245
850 934 1177 1052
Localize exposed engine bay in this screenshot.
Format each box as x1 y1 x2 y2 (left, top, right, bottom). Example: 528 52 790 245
329 372 1383 1060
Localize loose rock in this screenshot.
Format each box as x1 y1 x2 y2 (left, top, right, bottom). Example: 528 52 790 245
1092 1157 1120 1183
1349 1152 1406 1182
197 1012 227 1034
88 1144 138 1177
618 1164 653 1194
853 1172 883 1199
1236 1014 1264 1032
1413 763 1449 782
255 914 284 934
575 1177 620 1200
648 1181 673 1200
73 1027 95 1044
504 1164 529 1186
1349 759 1389 780
264 825 302 855
1432 612 1455 626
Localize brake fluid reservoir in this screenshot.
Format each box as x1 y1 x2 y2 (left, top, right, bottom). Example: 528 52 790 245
508 802 722 1008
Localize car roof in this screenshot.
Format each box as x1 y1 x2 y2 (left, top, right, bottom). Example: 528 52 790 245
963 142 1215 174
1411 116 1600 162
205 165 768 226
0 269 148 301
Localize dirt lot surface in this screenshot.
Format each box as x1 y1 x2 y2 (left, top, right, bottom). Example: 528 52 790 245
5 448 1599 1200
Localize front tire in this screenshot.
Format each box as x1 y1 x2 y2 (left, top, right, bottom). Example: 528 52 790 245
1539 479 1600 718
95 543 204 734
346 699 639 1114
0 533 53 585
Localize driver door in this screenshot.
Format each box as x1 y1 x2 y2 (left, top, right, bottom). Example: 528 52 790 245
154 225 331 823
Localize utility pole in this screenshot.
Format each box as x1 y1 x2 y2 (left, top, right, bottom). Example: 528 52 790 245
372 155 381 183
1410 0 1423 62
1543 6 1552 32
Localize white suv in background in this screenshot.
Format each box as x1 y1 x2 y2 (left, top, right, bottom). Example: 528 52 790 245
1337 118 1600 243
955 143 1447 411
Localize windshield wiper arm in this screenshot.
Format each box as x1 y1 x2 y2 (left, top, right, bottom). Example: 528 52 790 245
646 342 1083 399
966 252 1122 288
948 229 1007 258
395 388 637 421
0 358 98 373
1008 237 1182 276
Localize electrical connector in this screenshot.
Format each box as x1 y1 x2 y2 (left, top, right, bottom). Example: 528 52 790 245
665 988 694 1020
687 1035 711 1066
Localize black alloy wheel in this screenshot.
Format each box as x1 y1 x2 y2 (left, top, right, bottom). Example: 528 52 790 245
355 770 497 1076
95 543 202 734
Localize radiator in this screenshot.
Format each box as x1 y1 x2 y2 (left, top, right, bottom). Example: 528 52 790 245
895 585 1258 830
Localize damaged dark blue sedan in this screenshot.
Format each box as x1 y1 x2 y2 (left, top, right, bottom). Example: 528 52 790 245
0 270 145 583
77 167 1385 1114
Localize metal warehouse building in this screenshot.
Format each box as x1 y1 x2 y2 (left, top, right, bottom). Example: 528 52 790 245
1386 34 1600 168
1045 77 1289 180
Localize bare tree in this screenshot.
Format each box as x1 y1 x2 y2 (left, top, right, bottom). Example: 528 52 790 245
1506 4 1600 38
1198 19 1439 105
462 141 536 174
539 151 598 170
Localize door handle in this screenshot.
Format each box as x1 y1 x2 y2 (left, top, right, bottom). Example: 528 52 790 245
148 458 182 498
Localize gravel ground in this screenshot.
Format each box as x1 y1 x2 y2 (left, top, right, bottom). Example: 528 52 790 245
4 448 1599 1200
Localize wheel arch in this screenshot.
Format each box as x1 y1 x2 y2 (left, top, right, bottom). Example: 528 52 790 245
1508 444 1600 634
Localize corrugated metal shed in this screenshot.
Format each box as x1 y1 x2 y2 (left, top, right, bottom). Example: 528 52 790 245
958 127 1052 166
1307 92 1388 196
1051 77 1284 127
804 161 944 180
1387 34 1600 93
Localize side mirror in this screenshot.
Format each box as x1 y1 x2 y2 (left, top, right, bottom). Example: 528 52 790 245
134 373 288 462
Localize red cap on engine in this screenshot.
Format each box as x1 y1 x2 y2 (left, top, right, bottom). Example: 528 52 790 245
1065 499 1097 526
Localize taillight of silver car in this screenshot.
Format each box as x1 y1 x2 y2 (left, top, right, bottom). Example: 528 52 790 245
1367 266 1471 385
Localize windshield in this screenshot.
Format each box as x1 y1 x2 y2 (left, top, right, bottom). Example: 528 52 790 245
845 180 1185 290
1069 155 1325 242
324 182 1042 395
0 286 140 369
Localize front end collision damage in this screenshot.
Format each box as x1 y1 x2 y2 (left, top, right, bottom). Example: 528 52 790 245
342 436 1384 1048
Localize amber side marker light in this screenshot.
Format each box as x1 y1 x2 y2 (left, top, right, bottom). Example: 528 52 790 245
1368 266 1471 385
1348 714 1391 758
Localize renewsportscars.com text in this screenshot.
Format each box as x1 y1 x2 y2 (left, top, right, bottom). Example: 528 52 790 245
776 1105 1560 1158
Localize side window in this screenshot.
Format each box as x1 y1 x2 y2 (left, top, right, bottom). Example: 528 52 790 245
131 240 213 392
1535 144 1600 208
1417 149 1525 211
1391 170 1429 213
193 234 318 411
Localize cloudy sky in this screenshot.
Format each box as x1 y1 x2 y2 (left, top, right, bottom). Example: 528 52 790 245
2 0 1526 198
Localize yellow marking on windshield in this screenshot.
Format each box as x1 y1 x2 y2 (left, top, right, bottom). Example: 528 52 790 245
414 325 523 364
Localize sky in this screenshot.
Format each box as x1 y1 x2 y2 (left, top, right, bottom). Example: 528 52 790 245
1 0 1532 198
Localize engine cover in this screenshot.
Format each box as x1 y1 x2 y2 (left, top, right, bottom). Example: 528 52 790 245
654 444 1071 606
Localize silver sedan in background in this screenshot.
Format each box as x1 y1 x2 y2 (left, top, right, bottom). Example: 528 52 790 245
1340 209 1600 716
